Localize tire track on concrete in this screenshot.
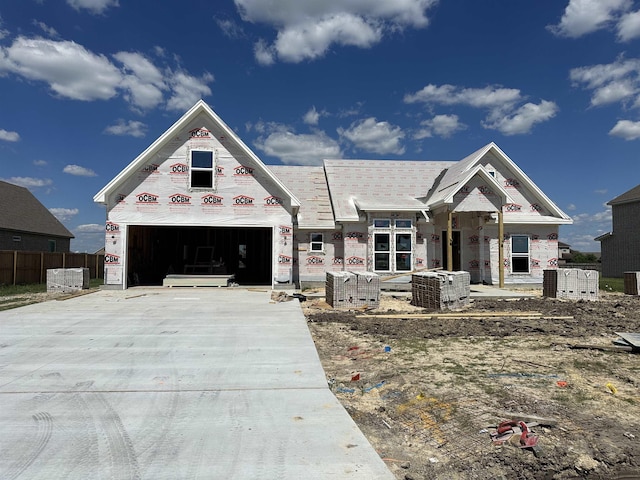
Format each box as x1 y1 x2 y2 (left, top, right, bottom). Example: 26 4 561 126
87 392 141 480
4 411 53 480
66 380 140 480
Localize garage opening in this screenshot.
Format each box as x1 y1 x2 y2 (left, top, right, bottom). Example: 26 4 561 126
127 226 272 286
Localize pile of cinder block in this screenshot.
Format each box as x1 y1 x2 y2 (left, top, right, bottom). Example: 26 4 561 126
624 271 640 295
543 269 598 300
326 271 380 309
411 271 470 310
46 268 90 293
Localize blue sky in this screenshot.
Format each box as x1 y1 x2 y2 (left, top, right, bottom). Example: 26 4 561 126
1 0 639 253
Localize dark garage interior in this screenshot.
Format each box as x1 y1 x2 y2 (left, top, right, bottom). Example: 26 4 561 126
127 226 272 286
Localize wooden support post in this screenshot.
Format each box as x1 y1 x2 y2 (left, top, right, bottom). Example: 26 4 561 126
13 250 17 286
40 252 44 284
62 252 66 269
498 209 504 288
447 210 453 272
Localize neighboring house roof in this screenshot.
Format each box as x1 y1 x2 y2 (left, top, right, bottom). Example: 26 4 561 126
94 100 301 212
0 181 74 238
268 166 335 229
323 159 453 221
608 184 640 206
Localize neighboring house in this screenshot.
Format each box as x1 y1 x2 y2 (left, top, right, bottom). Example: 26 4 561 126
596 184 640 277
94 100 572 289
558 241 572 265
0 180 74 252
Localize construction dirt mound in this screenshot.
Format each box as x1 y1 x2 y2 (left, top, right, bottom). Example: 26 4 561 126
304 292 640 480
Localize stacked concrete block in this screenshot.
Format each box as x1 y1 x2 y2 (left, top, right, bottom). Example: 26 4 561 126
326 271 357 308
353 271 380 309
624 271 640 295
326 271 380 309
47 268 90 293
411 271 470 310
544 269 598 300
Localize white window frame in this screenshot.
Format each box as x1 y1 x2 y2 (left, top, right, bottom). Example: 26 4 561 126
374 232 391 272
510 234 530 274
372 218 413 273
310 233 324 253
189 149 215 190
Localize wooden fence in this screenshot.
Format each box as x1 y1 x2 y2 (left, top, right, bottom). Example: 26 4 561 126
0 250 104 286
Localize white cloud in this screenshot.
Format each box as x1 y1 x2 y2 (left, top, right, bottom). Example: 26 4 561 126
104 119 147 138
405 83 557 135
548 0 631 38
483 100 559 136
32 20 59 37
0 37 121 101
338 117 405 155
595 189 609 195
609 119 640 139
273 13 382 63
75 223 104 233
404 84 521 109
49 207 79 221
0 129 19 141
617 10 640 40
165 70 214 111
572 208 612 225
63 164 97 177
235 0 438 63
567 203 577 211
216 18 245 39
66 0 119 15
254 126 341 165
113 51 166 109
254 39 276 65
414 114 466 139
33 159 47 166
303 106 321 125
570 57 640 108
0 37 213 111
2 177 53 188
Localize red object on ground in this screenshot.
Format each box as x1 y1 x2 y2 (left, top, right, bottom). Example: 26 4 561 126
519 421 539 448
351 373 360 381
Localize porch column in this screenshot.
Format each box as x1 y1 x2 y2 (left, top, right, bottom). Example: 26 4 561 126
498 209 504 288
447 210 453 271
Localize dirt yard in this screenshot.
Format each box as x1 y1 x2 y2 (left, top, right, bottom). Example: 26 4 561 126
303 290 640 480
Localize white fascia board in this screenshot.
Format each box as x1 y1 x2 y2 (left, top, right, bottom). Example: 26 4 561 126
501 215 574 225
94 100 301 212
441 165 514 205
94 100 205 204
352 199 428 212
594 232 612 241
484 143 572 221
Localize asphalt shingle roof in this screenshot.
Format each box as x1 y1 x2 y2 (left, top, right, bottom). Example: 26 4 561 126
0 181 74 238
608 184 640 205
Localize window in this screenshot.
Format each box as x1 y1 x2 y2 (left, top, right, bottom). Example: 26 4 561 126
12 235 21 242
373 219 414 272
48 239 56 252
374 233 390 271
373 219 391 228
395 233 412 271
310 233 324 252
190 150 214 189
510 235 530 273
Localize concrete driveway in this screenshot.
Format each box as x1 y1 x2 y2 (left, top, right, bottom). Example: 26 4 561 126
0 288 394 479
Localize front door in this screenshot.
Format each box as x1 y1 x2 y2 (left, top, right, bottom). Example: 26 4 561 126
442 230 461 271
